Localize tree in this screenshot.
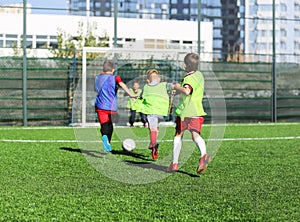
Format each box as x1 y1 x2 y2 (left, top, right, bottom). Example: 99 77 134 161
50 21 109 58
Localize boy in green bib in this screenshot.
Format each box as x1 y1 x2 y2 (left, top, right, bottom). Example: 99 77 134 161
127 80 147 127
135 69 173 160
167 52 211 174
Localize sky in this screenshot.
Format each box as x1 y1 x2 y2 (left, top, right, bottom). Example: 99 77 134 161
1 0 68 11
27 0 67 9
28 0 68 14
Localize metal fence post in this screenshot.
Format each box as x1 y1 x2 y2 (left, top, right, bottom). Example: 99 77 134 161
23 0 28 126
272 0 277 122
198 0 201 65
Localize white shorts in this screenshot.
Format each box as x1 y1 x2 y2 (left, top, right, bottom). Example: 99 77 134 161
147 114 164 129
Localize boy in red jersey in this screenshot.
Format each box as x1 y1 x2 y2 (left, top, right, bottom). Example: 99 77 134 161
95 60 135 152
167 53 211 174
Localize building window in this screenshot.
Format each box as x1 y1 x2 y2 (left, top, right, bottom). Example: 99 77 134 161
36 41 47 48
258 4 272 12
182 8 189 15
213 29 222 38
183 40 192 44
280 29 286 37
214 40 222 48
190 8 197 15
280 41 286 50
294 41 300 50
171 8 177 14
37 35 48 39
6 40 17 48
25 41 32 48
171 40 180 44
280 3 287 12
6 34 18 39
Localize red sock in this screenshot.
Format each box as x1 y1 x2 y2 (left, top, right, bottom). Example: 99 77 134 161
150 129 158 147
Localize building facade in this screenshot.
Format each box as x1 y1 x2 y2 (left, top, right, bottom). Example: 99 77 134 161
67 0 244 61
0 13 213 60
245 0 300 63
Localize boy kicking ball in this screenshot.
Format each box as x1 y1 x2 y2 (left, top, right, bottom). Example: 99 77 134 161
134 69 173 160
167 52 211 174
94 60 136 152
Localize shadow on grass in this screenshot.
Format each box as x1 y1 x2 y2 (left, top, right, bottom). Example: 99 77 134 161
111 149 151 161
59 147 103 158
123 159 199 178
60 147 199 177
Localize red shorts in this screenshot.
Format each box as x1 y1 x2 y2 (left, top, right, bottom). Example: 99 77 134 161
175 116 204 134
95 108 117 124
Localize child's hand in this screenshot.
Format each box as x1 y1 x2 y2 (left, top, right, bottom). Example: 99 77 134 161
130 95 138 99
172 82 181 90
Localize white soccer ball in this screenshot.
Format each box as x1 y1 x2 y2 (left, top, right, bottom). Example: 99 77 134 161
122 138 136 151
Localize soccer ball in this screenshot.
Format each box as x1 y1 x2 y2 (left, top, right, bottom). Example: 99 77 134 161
122 138 136 151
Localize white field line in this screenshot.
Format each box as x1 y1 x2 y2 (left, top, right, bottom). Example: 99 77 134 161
1 136 300 143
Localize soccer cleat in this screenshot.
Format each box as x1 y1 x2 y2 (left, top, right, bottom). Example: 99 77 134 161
102 135 112 152
151 143 159 160
197 154 211 174
167 163 179 172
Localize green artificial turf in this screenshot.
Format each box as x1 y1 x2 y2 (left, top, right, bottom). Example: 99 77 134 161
0 123 299 221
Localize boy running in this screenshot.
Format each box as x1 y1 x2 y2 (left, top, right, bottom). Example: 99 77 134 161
95 60 135 152
167 52 211 174
135 69 172 160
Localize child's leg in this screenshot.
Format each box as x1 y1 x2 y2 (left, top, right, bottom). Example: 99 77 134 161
189 117 206 157
189 117 211 174
169 116 185 170
101 121 113 152
193 131 211 174
129 109 136 126
140 112 147 127
147 115 160 160
101 121 113 142
192 131 206 157
173 116 187 163
147 114 159 148
172 133 183 164
96 110 113 152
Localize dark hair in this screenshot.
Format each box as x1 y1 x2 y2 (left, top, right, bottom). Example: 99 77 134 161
132 80 140 85
103 60 115 72
184 53 199 72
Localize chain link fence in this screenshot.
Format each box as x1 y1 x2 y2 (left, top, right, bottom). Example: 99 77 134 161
1 49 300 126
0 2 300 125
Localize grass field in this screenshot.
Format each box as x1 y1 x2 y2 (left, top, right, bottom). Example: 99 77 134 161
0 123 299 221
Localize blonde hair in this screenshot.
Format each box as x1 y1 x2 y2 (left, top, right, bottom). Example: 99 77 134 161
146 69 161 82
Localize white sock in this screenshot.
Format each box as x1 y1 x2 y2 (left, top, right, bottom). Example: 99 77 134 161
173 136 182 164
194 136 206 157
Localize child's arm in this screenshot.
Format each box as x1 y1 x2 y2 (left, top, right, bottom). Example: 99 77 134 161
119 82 136 98
173 83 192 96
